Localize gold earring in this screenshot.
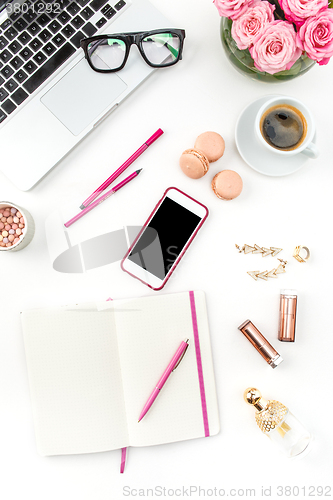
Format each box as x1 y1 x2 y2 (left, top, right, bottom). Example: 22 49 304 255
247 260 287 281
236 244 282 257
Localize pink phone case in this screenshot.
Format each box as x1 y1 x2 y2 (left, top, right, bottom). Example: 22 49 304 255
121 187 209 291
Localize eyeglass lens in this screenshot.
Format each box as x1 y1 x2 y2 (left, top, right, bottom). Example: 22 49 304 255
141 33 181 66
88 39 127 71
87 32 181 71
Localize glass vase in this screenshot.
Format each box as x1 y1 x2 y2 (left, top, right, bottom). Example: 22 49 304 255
220 17 315 83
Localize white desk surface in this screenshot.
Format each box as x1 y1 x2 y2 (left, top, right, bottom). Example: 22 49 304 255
1 0 333 498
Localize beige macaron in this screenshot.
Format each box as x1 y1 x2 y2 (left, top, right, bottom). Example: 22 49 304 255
211 170 243 200
179 149 210 179
194 132 225 162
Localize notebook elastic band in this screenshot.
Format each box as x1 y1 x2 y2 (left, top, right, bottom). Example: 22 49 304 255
120 447 127 473
189 291 210 437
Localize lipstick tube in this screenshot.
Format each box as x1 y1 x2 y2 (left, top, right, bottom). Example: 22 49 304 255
278 289 297 342
238 319 283 368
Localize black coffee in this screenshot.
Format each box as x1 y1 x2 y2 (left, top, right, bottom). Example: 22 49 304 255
260 104 307 151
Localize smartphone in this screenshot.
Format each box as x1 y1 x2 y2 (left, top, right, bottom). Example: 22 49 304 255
121 187 209 290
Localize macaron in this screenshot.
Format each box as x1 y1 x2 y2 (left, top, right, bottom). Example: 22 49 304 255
194 132 225 162
179 149 210 179
211 170 243 200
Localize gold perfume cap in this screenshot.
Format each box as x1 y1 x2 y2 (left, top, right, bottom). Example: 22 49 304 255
244 387 288 433
244 388 268 411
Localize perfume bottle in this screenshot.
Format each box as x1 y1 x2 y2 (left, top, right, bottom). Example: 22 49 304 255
244 388 312 458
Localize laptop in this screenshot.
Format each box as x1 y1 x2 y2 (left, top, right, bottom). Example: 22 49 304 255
0 0 174 190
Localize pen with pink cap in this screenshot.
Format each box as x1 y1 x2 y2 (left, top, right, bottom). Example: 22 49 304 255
80 128 164 209
138 339 189 422
64 169 142 228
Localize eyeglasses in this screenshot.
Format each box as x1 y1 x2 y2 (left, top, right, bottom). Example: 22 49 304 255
80 29 186 73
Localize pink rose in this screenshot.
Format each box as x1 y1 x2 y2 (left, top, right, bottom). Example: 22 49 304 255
279 0 328 27
231 0 275 49
297 9 333 65
213 0 254 20
250 20 302 73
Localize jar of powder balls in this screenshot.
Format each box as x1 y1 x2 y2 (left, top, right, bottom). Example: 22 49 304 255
0 202 35 252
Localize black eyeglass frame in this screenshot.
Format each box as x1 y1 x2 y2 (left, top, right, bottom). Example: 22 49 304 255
80 28 186 73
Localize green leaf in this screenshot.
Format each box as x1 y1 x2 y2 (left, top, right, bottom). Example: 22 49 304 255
276 60 302 77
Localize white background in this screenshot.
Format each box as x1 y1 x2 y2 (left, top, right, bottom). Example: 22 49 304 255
1 0 333 498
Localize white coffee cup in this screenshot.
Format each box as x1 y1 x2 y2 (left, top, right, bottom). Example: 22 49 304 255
255 96 319 159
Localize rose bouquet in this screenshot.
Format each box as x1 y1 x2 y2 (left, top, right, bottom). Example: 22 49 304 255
215 0 333 79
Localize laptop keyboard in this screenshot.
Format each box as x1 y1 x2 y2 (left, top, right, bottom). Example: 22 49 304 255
0 0 127 124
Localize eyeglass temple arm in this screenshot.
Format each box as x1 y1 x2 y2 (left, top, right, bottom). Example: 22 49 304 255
87 39 107 57
164 43 179 58
147 35 180 58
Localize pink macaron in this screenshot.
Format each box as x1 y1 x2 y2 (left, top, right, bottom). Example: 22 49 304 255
194 131 225 162
179 149 210 179
211 170 243 200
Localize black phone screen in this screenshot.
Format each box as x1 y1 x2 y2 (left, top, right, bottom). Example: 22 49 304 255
128 197 202 280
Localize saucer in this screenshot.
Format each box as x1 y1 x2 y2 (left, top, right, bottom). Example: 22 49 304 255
235 95 317 176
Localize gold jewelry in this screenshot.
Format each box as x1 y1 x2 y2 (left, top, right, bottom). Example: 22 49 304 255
293 246 310 263
236 244 282 257
247 260 287 281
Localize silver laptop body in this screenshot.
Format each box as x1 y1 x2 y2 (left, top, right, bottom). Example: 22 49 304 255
0 0 172 190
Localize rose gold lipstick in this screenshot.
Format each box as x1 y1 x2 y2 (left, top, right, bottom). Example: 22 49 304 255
238 319 283 368
278 289 297 342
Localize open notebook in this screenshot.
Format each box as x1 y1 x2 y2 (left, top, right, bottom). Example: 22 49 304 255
21 291 220 456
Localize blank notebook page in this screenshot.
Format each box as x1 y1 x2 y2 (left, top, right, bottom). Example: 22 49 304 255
114 291 220 447
21 304 128 456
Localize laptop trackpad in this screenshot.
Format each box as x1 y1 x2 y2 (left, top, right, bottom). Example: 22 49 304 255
41 58 128 136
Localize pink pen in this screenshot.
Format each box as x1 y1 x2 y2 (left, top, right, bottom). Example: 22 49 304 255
80 128 164 209
138 339 189 422
64 169 142 228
